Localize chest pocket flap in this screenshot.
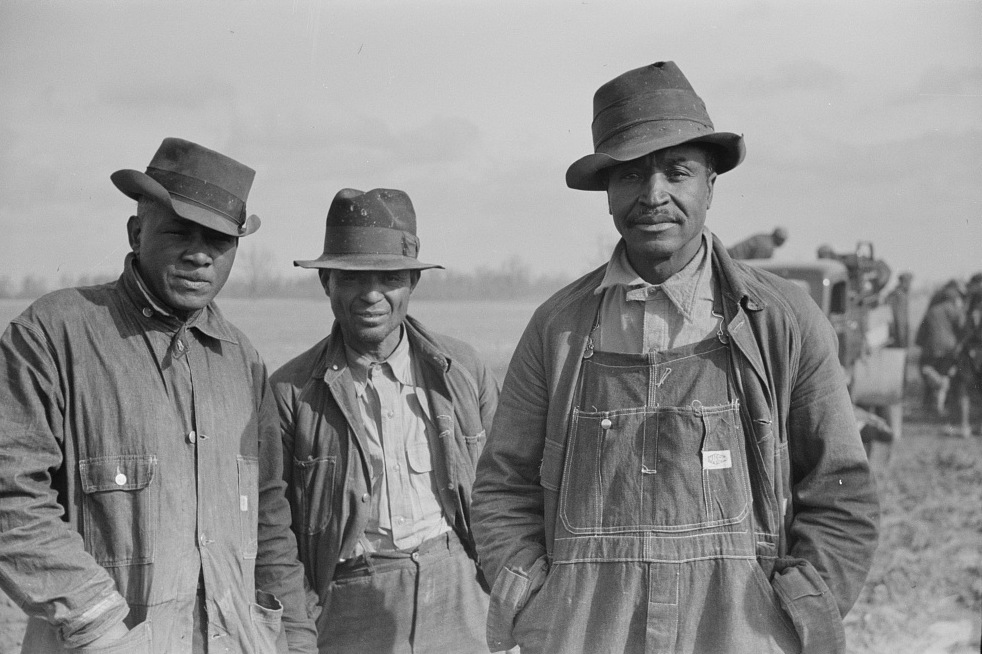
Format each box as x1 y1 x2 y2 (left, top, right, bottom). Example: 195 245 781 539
80 455 156 492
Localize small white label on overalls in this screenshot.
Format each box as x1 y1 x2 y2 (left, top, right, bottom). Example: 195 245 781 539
702 450 732 470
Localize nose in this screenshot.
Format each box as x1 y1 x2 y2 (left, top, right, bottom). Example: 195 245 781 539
182 228 214 266
639 172 668 207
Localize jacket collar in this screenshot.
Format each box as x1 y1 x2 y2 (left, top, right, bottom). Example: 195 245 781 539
710 233 766 313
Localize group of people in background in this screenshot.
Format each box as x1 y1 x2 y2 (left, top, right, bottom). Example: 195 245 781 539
916 272 982 439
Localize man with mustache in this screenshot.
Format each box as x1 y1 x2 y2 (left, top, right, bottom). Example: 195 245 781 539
270 188 500 653
472 62 879 654
0 138 316 653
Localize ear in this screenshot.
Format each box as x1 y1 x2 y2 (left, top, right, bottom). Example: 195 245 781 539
705 171 717 210
409 270 421 292
318 269 331 297
126 215 142 254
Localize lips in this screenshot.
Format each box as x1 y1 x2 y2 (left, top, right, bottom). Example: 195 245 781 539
629 211 677 227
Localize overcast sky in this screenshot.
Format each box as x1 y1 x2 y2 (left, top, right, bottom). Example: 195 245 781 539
1 0 980 289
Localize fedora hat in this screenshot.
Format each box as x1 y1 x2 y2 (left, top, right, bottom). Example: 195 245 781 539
566 61 745 191
294 188 443 271
111 137 260 237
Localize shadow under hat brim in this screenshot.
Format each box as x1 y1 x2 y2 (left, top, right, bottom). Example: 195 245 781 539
111 169 260 237
566 130 746 191
294 254 444 271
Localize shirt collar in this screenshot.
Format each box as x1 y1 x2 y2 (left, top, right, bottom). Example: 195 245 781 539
345 325 414 394
596 228 714 323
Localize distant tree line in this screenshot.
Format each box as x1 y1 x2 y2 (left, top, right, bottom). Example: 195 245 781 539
1 252 574 303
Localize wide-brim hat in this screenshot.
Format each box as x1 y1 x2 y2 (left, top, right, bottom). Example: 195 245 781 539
294 188 443 272
111 137 261 237
566 61 745 191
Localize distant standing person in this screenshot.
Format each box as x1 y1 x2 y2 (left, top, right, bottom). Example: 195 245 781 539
472 61 878 654
270 188 500 653
915 279 965 417
885 271 913 347
726 226 788 259
0 138 316 652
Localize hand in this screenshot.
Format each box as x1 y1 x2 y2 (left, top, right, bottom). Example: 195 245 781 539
83 621 129 648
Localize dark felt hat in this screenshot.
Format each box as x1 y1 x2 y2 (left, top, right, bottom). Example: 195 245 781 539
566 61 745 191
111 137 260 237
294 188 443 271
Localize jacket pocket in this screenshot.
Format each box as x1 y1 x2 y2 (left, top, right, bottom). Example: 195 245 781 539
79 455 157 566
237 456 259 559
771 558 845 654
250 590 284 654
462 429 486 466
70 620 152 653
293 456 337 534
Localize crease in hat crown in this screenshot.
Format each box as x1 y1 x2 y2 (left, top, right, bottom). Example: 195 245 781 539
566 61 746 191
294 188 443 271
111 137 260 237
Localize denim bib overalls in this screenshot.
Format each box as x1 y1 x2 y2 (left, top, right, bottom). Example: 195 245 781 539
513 298 801 653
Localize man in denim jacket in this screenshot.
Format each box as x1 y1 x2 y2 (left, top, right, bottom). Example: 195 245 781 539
472 62 879 654
0 138 316 653
270 188 499 653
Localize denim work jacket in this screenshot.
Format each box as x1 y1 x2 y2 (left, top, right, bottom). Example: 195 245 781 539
270 316 499 612
472 235 880 653
0 258 316 653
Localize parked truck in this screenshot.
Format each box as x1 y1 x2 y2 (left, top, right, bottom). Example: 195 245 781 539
748 242 906 457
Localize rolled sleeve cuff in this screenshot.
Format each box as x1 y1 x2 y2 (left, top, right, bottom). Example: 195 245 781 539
59 590 129 650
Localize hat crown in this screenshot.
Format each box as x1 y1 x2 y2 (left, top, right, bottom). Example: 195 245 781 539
147 137 256 202
591 61 714 150
327 187 418 234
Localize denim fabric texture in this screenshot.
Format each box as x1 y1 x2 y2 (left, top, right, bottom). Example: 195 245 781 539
472 233 879 653
270 316 499 652
318 531 490 653
0 256 316 653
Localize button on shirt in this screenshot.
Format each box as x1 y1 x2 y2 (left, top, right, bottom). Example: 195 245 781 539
346 329 451 553
595 228 720 353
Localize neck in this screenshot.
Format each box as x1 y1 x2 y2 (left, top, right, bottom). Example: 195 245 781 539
627 237 703 285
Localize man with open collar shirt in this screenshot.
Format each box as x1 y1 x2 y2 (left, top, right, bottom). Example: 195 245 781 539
270 188 499 653
471 62 879 654
0 138 316 653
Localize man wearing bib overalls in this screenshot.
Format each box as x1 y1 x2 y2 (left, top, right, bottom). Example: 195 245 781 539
471 61 879 654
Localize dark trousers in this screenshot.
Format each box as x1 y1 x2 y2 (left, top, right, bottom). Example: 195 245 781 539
318 531 490 654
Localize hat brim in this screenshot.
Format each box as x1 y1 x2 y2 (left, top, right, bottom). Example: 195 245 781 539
294 254 443 271
565 131 745 191
111 169 260 237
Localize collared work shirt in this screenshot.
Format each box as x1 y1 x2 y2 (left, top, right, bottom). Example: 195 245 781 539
595 228 720 353
346 329 452 553
0 255 315 653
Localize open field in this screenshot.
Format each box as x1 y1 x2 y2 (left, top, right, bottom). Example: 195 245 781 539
0 297 979 652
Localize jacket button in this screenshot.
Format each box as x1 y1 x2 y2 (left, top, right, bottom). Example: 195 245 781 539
361 493 370 503
187 431 197 444
142 307 153 318
601 418 612 430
